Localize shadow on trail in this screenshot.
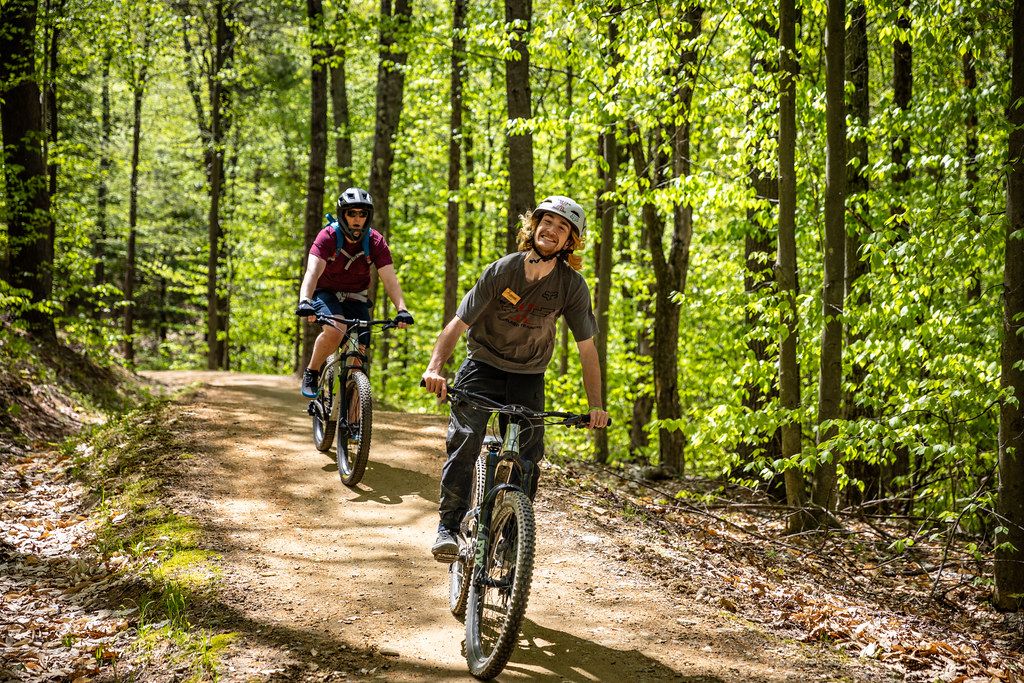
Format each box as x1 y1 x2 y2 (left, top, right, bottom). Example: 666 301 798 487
320 458 440 506
498 617 717 683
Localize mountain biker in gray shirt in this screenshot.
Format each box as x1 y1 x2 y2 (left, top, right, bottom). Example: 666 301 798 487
421 195 610 561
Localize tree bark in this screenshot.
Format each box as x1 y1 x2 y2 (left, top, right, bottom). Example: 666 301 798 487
0 0 56 338
444 0 467 338
843 0 876 505
329 17 353 192
625 3 702 475
594 7 621 465
995 0 1024 613
964 33 981 303
95 51 112 290
124 74 147 366
504 0 534 253
739 17 781 472
369 0 412 390
302 0 330 372
183 0 235 370
811 0 846 520
778 0 807 530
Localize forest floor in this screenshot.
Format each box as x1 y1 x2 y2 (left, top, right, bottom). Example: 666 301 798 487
1 368 1022 682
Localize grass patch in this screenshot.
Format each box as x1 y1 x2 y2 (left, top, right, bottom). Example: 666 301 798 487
66 392 234 681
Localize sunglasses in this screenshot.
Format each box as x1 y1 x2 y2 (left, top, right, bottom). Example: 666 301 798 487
345 209 368 218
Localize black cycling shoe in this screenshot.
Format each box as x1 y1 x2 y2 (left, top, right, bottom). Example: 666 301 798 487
431 527 460 563
300 368 320 398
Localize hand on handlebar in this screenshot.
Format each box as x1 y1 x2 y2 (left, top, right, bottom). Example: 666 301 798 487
395 309 414 329
587 407 610 430
296 297 332 324
420 373 448 402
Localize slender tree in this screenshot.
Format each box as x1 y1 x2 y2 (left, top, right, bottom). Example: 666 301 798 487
739 16 781 471
627 2 702 474
811 0 847 520
504 0 535 252
964 27 981 303
995 0 1024 613
0 0 56 338
180 0 236 370
302 0 330 370
444 0 467 333
778 0 807 530
844 0 875 504
95 51 112 290
329 3 353 192
368 0 412 391
593 6 621 465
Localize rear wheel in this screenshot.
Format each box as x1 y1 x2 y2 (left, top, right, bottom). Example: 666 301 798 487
465 490 535 680
450 453 488 620
336 370 372 486
311 366 336 451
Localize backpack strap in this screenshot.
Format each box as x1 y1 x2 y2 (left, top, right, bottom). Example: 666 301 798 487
325 213 373 265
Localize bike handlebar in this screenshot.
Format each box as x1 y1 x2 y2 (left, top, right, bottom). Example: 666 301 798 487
420 380 611 428
317 315 400 332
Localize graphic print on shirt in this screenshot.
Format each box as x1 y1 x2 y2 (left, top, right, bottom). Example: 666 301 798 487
497 298 556 329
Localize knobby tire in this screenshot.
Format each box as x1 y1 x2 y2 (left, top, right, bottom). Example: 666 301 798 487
450 453 488 620
312 367 336 452
465 490 535 680
336 370 372 486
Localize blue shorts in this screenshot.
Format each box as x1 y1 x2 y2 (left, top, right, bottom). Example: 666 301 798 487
312 290 372 346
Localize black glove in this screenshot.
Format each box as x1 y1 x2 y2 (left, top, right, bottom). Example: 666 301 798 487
296 297 330 319
395 309 414 326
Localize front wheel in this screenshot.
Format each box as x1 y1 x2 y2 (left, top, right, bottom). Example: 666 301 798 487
450 453 488 620
465 490 535 680
336 370 372 486
311 366 336 451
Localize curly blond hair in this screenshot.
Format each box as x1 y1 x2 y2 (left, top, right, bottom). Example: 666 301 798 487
515 209 584 271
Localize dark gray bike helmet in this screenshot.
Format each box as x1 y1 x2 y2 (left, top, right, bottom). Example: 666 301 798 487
336 187 374 240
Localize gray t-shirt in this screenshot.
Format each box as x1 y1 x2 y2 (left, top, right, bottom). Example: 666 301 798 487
456 252 599 374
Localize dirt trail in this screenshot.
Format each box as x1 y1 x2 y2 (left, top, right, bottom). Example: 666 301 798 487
147 371 879 682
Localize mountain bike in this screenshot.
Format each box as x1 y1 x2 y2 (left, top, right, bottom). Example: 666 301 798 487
439 384 610 680
308 315 396 486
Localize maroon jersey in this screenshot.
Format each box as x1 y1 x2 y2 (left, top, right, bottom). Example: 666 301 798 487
310 225 393 293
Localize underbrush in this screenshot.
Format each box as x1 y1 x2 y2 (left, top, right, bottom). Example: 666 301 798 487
65 394 236 681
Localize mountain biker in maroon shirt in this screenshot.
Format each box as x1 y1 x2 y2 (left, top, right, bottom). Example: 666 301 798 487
296 187 412 397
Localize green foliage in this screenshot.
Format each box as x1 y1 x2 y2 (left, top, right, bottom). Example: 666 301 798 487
5 0 1013 555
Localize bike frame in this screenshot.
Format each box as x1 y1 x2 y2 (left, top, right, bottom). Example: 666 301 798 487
317 315 393 426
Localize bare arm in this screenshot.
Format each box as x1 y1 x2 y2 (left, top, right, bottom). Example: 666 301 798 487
298 255 328 321
577 337 609 429
422 317 469 401
376 264 409 326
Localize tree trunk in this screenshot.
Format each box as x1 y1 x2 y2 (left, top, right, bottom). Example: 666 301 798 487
504 0 534 253
444 0 467 336
96 51 112 290
995 0 1024 613
330 26 353 191
812 0 847 521
739 17 781 473
124 78 147 366
594 8 621 465
303 0 330 372
369 0 413 390
778 0 807 530
964 33 981 303
200 0 235 370
0 0 56 339
843 0 877 505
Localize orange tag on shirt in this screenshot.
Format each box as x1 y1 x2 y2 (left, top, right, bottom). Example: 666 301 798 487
501 288 521 305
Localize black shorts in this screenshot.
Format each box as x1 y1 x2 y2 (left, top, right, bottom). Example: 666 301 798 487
312 290 372 346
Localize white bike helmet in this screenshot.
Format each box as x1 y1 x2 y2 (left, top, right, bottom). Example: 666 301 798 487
535 195 586 241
